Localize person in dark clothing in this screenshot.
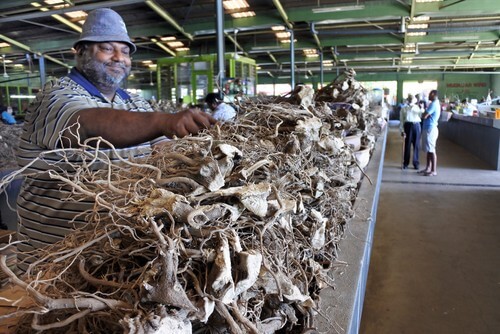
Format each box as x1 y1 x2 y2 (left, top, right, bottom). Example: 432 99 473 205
399 96 423 169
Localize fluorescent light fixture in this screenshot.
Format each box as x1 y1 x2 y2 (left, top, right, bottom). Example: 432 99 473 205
346 43 400 48
415 0 442 3
44 0 64 4
271 26 285 31
11 94 36 99
151 38 176 56
280 39 297 44
275 31 291 39
231 11 255 18
250 46 285 51
176 47 190 52
167 41 184 48
223 0 250 11
407 32 427 36
442 35 479 41
312 5 365 13
0 42 10 48
65 10 87 19
412 16 430 22
160 36 177 41
407 23 428 29
304 49 318 57
402 43 416 52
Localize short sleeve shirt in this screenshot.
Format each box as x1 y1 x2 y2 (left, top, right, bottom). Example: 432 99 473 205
15 68 161 268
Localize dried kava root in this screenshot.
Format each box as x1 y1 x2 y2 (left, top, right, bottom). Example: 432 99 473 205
0 69 383 333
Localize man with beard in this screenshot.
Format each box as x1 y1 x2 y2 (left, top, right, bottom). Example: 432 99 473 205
15 9 216 271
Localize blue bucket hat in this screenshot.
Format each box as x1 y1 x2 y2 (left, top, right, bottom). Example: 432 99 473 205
73 8 136 53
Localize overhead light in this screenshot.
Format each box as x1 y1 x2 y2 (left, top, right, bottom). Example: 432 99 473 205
231 11 255 18
151 38 176 56
275 31 291 39
10 94 36 99
64 10 87 20
312 5 365 13
167 41 184 48
407 23 428 29
223 0 250 11
304 49 318 58
402 43 416 53
0 42 10 48
415 0 442 3
271 26 285 31
176 47 190 52
407 32 427 36
160 36 177 41
412 16 430 22
250 46 284 51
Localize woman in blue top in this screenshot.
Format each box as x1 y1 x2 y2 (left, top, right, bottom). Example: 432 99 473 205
418 90 440 176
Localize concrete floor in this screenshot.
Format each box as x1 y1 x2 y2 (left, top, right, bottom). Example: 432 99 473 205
360 122 500 334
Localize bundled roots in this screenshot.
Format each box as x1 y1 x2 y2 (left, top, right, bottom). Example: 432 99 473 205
0 70 383 333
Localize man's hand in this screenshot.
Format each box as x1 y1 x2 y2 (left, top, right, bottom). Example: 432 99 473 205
401 132 406 137
163 108 217 138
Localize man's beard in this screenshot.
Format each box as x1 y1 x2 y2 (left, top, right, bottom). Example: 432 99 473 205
80 54 130 90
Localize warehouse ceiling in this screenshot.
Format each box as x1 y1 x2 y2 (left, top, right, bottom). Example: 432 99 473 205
0 0 499 86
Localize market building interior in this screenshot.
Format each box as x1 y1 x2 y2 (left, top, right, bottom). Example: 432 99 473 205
0 1 499 333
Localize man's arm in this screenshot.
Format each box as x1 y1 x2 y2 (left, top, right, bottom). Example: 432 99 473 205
62 107 216 148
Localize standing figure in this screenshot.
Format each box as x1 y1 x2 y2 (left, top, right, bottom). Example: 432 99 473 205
205 92 236 122
400 96 422 169
418 90 440 176
15 8 216 271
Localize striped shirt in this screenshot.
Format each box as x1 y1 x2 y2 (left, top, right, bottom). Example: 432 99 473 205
16 68 163 270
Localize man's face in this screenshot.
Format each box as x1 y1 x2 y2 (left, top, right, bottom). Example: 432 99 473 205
79 42 132 89
429 91 436 101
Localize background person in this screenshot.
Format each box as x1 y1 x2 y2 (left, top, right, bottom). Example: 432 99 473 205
205 92 236 122
1 106 16 125
399 96 422 170
418 90 440 176
15 8 216 271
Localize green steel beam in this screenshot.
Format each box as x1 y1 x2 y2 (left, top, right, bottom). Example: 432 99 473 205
272 0 293 29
